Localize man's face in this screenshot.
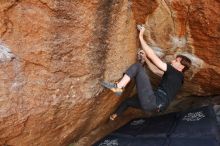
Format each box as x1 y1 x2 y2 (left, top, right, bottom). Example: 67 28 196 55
171 57 184 70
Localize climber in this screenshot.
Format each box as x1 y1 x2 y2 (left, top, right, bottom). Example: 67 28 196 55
101 25 192 121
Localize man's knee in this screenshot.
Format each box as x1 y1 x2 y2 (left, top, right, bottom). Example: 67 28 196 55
135 62 143 68
134 62 145 72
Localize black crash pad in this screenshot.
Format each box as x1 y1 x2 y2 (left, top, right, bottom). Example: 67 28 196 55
94 106 219 146
112 112 178 138
171 106 218 138
112 118 149 137
94 135 167 146
169 137 219 146
137 112 178 138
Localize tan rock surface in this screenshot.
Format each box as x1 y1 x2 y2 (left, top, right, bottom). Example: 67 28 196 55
0 0 219 146
0 0 137 145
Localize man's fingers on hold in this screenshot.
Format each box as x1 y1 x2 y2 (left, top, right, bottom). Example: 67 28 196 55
140 53 145 57
140 50 145 54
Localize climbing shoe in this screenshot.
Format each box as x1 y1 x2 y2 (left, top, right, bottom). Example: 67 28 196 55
100 81 123 96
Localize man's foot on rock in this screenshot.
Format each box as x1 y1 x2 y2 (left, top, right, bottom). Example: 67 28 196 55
100 81 123 96
110 114 118 121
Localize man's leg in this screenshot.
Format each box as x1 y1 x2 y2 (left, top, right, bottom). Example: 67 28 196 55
101 63 144 96
115 95 141 116
110 95 141 120
124 63 157 111
103 61 157 108
117 63 145 88
109 63 157 120
116 74 130 89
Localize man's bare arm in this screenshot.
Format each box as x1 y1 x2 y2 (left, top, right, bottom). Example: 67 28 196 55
145 57 164 77
139 50 164 77
139 26 167 71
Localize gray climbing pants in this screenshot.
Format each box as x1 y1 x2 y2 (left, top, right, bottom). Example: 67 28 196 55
115 63 157 115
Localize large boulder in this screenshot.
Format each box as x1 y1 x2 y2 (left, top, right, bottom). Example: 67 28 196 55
0 0 219 145
0 0 137 145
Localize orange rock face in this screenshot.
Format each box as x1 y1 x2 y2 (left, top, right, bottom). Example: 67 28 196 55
0 0 219 146
0 0 137 145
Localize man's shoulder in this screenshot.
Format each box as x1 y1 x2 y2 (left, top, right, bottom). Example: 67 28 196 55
164 63 172 72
